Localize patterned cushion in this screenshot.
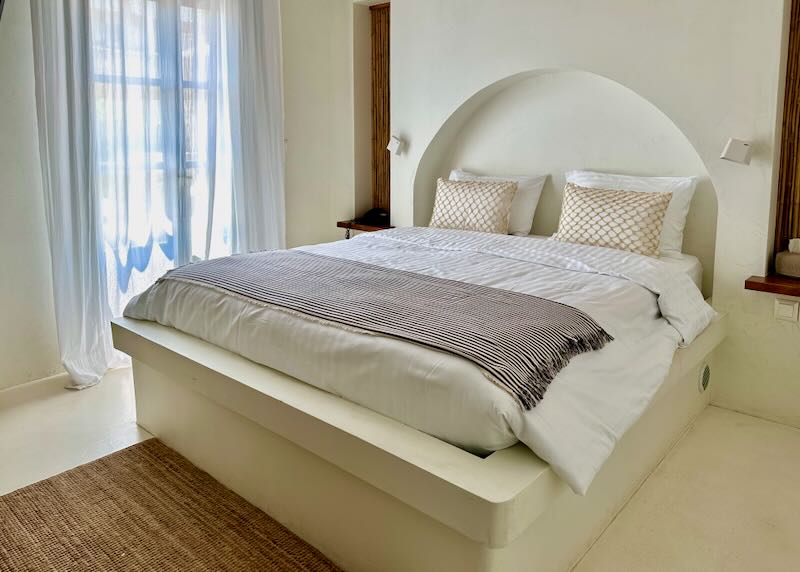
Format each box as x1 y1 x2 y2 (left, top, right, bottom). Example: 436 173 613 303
429 178 518 234
552 182 672 257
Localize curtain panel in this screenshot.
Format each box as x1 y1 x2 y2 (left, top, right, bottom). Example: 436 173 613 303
30 0 284 387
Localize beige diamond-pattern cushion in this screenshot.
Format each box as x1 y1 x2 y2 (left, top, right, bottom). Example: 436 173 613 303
552 182 672 257
429 178 518 234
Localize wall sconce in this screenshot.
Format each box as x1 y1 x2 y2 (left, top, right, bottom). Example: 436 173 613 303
387 136 405 156
720 137 752 165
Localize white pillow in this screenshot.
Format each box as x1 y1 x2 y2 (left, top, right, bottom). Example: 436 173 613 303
449 169 547 236
566 170 697 258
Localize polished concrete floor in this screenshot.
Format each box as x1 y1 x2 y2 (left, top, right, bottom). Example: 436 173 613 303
2 371 799 571
0 368 150 496
574 406 800 572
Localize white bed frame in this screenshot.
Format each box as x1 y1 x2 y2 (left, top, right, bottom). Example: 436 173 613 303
112 311 726 572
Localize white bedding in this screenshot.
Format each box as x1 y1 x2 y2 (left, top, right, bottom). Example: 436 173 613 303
125 227 715 494
531 235 704 288
660 253 703 290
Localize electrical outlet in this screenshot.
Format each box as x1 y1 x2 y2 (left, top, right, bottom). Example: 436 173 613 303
774 298 800 322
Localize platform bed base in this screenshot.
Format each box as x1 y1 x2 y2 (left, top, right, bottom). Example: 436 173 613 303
113 316 726 572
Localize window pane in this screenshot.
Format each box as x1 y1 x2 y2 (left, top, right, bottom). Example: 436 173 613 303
91 0 160 80
91 0 234 314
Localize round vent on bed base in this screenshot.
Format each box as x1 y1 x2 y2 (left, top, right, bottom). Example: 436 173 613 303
698 363 711 392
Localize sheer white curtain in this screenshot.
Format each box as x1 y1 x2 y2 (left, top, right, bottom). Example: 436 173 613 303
30 0 284 388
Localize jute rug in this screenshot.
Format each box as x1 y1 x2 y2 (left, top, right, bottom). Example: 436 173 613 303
0 439 343 571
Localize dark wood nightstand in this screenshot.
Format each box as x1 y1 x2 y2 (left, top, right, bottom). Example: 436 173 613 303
337 220 394 239
745 274 800 297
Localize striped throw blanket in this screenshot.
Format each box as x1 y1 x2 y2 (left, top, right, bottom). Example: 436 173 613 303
161 251 613 409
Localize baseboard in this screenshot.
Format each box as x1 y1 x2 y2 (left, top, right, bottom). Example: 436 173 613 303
0 370 70 399
708 401 800 432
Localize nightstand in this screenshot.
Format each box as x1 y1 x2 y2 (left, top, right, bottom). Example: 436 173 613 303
337 220 394 239
745 274 800 297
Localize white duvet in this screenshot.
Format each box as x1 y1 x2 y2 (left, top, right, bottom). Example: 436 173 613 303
125 227 715 494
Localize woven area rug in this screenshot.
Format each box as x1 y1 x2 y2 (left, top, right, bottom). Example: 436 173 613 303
0 439 342 571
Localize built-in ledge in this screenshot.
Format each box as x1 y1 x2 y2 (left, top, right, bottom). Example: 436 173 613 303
745 274 800 297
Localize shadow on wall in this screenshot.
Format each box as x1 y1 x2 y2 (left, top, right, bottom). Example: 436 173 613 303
413 69 718 297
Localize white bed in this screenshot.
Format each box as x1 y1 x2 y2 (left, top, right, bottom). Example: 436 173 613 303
125 227 714 494
114 101 729 570
113 289 725 572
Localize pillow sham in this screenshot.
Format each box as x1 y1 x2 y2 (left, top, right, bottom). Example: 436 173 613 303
429 178 517 234
552 182 672 257
565 170 697 258
449 169 547 236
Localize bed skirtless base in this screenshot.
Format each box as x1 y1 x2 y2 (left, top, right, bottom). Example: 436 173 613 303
112 314 727 572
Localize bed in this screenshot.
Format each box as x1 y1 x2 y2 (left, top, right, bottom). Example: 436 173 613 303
113 225 726 572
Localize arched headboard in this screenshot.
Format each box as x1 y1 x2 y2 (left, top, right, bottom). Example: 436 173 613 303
414 70 717 297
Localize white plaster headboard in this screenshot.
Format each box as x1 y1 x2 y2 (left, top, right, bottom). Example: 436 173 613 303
414 70 717 297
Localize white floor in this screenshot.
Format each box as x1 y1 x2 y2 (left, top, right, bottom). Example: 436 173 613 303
0 368 150 496
2 371 799 571
574 406 800 572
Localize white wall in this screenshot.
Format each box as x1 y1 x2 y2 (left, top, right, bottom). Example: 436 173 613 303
426 70 716 296
0 0 63 391
390 1 800 426
282 0 356 247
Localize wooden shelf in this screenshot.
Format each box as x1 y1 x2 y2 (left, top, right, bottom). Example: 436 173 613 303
337 220 393 233
745 274 800 297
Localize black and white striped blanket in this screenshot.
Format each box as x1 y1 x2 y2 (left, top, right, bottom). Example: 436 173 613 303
161 250 613 409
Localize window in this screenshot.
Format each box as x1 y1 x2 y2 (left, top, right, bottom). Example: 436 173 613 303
89 0 235 313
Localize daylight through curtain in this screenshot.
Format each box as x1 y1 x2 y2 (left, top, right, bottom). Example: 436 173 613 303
30 0 284 387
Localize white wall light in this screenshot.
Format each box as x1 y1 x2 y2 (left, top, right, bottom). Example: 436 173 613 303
387 135 404 156
720 137 752 165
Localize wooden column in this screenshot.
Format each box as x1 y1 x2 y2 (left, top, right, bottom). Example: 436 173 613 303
370 3 390 211
775 0 800 255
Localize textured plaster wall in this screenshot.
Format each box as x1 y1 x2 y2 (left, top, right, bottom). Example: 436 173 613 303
282 0 356 247
0 0 63 390
389 0 799 425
